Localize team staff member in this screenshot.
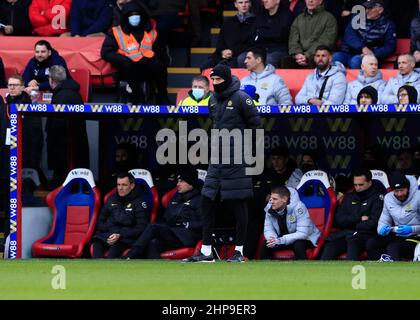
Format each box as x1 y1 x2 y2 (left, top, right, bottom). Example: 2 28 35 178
178 75 212 106
183 63 261 263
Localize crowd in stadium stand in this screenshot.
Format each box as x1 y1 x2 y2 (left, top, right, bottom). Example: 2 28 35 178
1 0 420 260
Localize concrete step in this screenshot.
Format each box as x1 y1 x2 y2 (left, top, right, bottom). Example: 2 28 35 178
190 47 216 68
167 67 201 88
211 28 220 47
223 10 236 17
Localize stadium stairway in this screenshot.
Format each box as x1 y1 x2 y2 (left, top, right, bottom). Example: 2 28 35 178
190 47 216 68
211 28 220 47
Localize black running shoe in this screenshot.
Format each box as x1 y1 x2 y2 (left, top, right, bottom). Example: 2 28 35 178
227 250 245 263
182 251 215 263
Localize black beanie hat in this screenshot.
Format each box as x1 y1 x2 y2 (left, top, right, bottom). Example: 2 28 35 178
390 171 410 190
177 168 198 187
398 85 418 104
357 85 378 104
210 64 232 93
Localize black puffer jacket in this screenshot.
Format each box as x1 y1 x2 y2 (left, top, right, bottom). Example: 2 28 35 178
202 76 261 201
335 183 384 234
93 184 150 245
164 187 202 246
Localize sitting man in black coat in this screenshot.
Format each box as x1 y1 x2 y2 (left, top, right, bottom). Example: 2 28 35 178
47 65 89 186
92 171 150 258
321 168 384 260
123 168 203 259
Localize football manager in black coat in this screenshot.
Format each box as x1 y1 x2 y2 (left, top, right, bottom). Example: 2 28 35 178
92 171 150 258
47 65 89 186
184 63 262 263
123 167 203 259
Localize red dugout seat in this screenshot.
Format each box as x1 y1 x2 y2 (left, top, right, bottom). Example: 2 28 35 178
32 169 101 258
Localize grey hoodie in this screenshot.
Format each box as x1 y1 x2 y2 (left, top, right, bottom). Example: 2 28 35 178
381 70 420 104
377 175 420 236
344 70 386 104
295 62 347 105
264 187 321 246
240 64 293 105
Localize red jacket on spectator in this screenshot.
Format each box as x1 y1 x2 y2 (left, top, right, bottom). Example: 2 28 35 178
29 0 72 36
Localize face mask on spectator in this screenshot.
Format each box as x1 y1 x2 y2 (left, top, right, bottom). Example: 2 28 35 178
128 15 141 27
192 88 205 101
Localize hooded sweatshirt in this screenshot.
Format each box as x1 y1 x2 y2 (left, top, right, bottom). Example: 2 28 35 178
344 70 386 104
381 70 420 104
240 64 292 105
356 85 378 104
264 187 321 246
295 62 347 105
377 175 420 236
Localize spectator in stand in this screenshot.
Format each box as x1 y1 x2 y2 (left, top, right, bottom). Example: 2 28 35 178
367 172 420 261
357 85 378 105
241 47 292 105
101 1 170 104
6 75 44 170
262 186 320 260
92 172 150 258
47 65 89 185
287 151 319 189
344 54 386 104
29 0 71 36
122 168 203 259
178 75 212 106
333 0 396 69
22 40 70 94
321 169 384 260
381 53 420 104
70 0 113 37
237 0 294 68
398 85 418 105
295 45 347 106
282 0 337 69
0 0 32 36
201 0 256 70
410 12 420 68
0 57 5 88
389 0 419 38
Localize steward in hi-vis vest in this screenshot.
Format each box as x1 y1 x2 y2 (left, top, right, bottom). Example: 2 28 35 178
101 2 170 104
178 75 213 106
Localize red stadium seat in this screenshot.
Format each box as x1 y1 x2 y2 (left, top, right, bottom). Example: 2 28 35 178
70 68 90 102
4 67 18 81
176 88 190 105
32 169 101 258
382 38 410 69
264 171 337 260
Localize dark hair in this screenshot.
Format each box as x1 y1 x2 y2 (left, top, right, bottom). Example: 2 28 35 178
353 168 372 182
315 45 332 55
192 75 210 87
271 185 291 198
247 47 267 65
34 40 52 51
301 151 318 164
116 172 135 184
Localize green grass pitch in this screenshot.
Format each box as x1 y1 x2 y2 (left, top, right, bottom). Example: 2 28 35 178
0 260 419 300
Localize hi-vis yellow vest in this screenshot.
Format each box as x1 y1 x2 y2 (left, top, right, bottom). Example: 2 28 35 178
178 95 211 106
112 26 157 62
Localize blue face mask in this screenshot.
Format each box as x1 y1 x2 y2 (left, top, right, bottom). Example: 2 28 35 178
192 88 205 101
128 15 141 27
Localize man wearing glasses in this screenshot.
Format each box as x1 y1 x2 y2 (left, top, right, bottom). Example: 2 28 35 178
5 75 43 170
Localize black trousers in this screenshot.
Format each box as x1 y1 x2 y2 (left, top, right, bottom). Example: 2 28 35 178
92 240 129 259
261 239 314 260
321 232 374 261
116 57 169 104
366 234 419 261
130 223 184 259
202 195 248 247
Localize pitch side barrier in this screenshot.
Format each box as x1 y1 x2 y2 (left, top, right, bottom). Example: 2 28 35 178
8 103 420 258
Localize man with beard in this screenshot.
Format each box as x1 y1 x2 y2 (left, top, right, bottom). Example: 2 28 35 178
321 169 384 260
295 45 347 106
366 171 420 261
22 40 69 94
